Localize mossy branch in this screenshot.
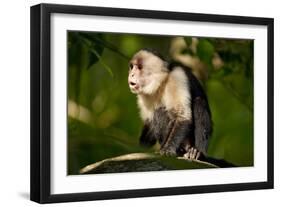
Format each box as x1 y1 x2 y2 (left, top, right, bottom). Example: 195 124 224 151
79 152 230 174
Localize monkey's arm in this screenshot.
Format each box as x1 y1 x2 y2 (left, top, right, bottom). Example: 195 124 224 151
160 120 193 156
139 122 157 147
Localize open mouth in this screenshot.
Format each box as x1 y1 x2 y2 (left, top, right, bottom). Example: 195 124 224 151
129 81 139 93
129 81 137 87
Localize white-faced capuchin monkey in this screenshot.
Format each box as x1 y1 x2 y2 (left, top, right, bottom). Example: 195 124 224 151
128 48 212 160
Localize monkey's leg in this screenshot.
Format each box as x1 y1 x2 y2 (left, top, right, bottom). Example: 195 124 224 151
160 120 193 156
139 122 157 147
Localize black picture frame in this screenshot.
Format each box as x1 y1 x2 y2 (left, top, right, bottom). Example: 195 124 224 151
30 3 274 204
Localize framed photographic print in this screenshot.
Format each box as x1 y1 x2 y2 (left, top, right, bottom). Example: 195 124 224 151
30 3 274 203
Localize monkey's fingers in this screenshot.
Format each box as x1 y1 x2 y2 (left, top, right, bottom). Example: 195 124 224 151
184 147 201 160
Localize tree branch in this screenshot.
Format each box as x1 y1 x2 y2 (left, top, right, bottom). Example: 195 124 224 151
79 152 235 174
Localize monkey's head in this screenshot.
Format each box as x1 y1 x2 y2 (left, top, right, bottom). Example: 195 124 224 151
128 49 169 95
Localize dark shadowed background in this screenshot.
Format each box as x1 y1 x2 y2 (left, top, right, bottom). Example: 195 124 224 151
67 31 253 174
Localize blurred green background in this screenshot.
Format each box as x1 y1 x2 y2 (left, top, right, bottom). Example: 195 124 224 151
67 31 253 174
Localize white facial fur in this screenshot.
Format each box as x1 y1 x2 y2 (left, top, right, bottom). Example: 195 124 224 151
128 50 192 122
128 50 169 95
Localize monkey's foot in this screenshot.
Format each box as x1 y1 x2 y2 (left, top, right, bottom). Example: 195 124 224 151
184 147 201 160
159 147 177 157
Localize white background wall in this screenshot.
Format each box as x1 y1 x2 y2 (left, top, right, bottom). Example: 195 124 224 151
0 0 279 206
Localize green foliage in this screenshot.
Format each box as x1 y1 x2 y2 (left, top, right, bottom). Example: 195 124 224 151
67 32 254 174
197 39 215 67
184 37 192 46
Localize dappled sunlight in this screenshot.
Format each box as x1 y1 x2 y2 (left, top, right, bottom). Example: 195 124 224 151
170 37 224 82
68 99 93 125
170 37 209 81
91 92 107 114
96 106 120 129
67 31 254 174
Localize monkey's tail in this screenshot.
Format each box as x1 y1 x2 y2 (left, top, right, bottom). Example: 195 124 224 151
201 155 236 168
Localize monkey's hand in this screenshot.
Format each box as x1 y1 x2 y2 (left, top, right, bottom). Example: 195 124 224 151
184 147 202 160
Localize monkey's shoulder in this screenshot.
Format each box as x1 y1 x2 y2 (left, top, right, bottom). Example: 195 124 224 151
166 62 193 93
162 66 192 120
168 61 208 100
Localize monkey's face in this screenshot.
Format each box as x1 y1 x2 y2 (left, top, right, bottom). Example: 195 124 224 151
128 50 168 95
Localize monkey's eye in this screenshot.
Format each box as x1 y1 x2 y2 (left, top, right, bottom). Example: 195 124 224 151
138 64 143 70
129 63 133 70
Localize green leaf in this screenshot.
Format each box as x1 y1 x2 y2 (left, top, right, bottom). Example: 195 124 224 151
197 39 215 66
77 33 105 69
68 32 82 67
90 49 114 77
80 33 129 60
88 44 104 69
80 33 105 43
